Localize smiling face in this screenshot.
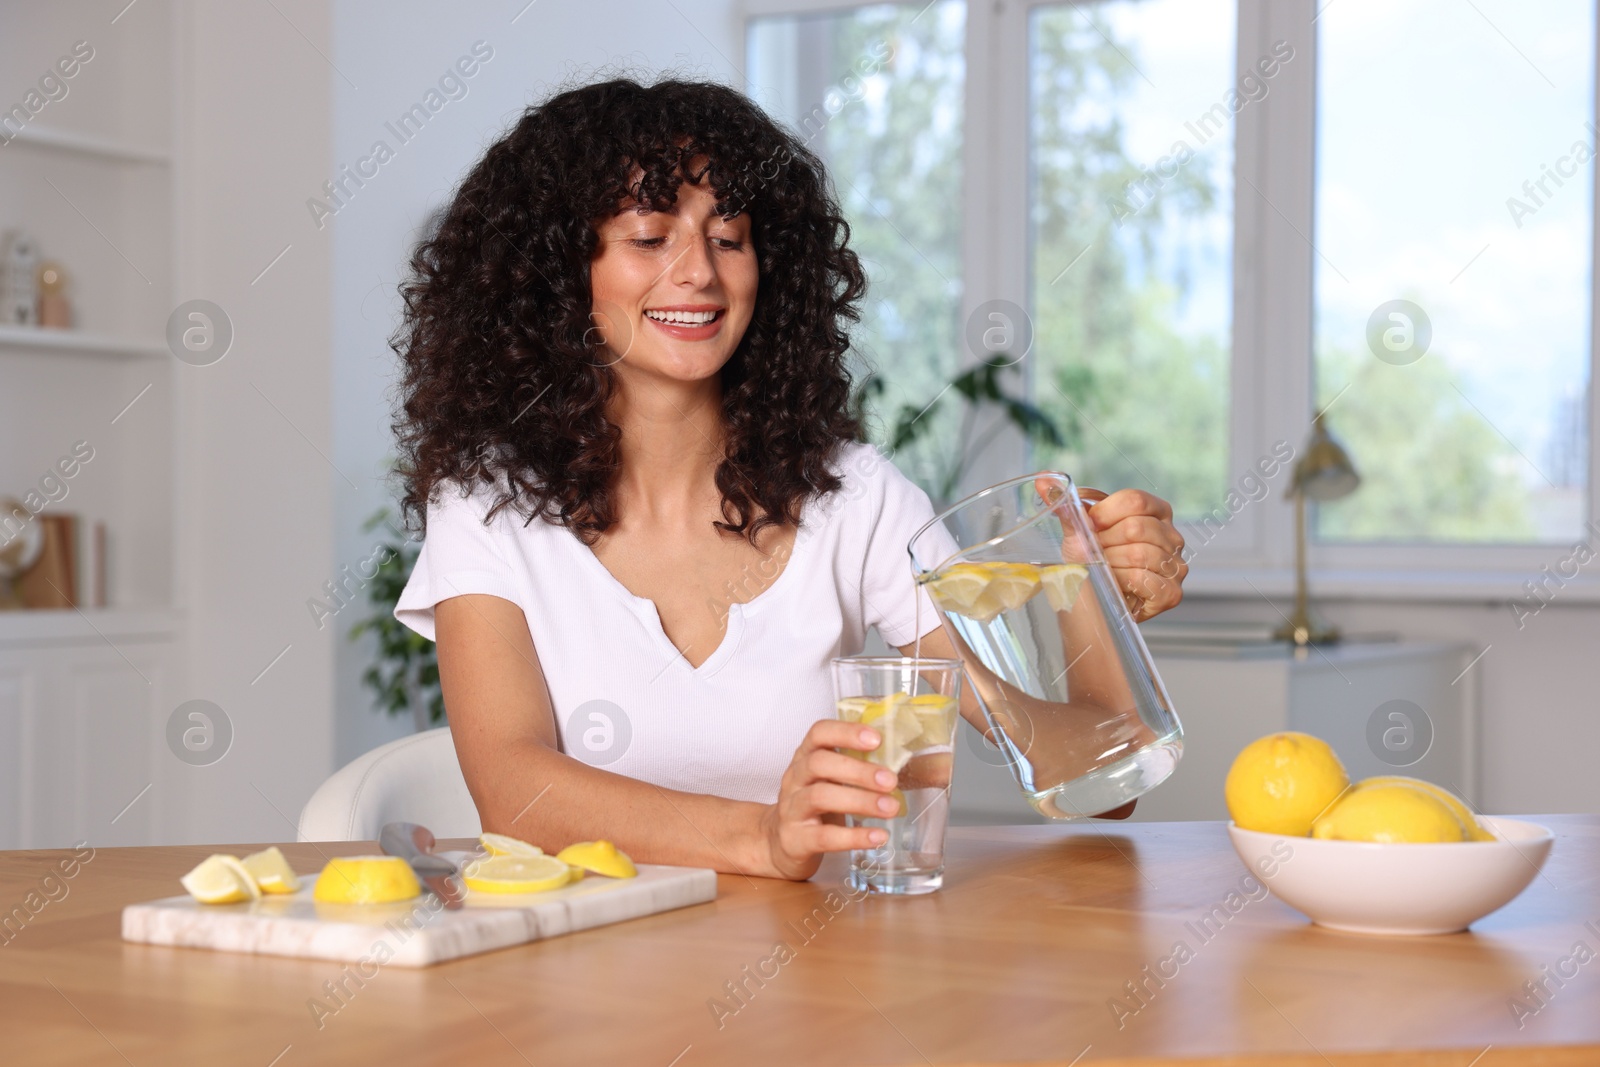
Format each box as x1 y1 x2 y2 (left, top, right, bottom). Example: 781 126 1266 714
588 166 758 385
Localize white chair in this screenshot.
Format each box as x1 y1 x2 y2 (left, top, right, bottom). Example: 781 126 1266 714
297 726 483 841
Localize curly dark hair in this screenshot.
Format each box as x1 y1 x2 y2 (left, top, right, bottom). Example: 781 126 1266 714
390 76 871 546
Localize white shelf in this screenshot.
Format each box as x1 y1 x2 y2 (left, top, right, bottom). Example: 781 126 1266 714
0 324 167 360
1 124 170 166
0 606 180 647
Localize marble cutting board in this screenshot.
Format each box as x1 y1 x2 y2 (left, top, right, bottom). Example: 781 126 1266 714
121 852 717 967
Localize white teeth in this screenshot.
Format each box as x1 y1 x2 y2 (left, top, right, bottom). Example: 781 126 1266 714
645 309 718 325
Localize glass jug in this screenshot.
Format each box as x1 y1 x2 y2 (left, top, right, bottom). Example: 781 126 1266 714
907 472 1183 819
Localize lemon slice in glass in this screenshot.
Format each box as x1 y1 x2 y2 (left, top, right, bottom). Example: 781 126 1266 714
480 832 544 858
313 856 423 904
462 854 576 894
556 840 638 878
861 691 920 771
906 693 958 748
836 696 876 724
180 854 262 905
240 846 301 894
1040 563 1090 612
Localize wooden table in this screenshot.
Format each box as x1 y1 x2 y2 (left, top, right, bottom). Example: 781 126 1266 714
3 818 1597 1066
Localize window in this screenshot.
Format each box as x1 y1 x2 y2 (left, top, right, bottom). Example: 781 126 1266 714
1029 0 1235 522
746 0 1600 578
1313 1 1594 544
748 2 966 495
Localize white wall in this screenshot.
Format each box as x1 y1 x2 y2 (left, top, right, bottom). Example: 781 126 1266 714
173 0 336 843
1162 589 1600 816
328 0 742 767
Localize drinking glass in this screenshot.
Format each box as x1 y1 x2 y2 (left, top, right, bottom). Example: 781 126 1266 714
907 472 1182 819
831 656 963 895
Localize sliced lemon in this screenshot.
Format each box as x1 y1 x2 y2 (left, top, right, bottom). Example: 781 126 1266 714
906 693 958 748
985 563 1042 612
862 692 920 771
1040 564 1090 613
180 854 262 905
312 855 422 904
836 696 876 724
480 832 544 858
860 690 908 725
923 562 991 617
462 854 576 894
556 839 639 879
240 846 301 895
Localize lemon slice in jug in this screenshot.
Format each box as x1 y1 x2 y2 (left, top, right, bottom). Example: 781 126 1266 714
984 563 1042 613
1040 564 1089 612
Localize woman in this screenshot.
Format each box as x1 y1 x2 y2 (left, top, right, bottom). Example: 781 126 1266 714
390 77 1188 881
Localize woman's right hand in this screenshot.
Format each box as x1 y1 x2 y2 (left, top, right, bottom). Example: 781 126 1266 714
757 719 901 881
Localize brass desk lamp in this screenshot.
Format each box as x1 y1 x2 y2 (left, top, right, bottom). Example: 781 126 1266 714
1274 415 1361 646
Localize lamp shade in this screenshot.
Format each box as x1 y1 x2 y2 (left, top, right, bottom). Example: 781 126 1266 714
1293 417 1361 501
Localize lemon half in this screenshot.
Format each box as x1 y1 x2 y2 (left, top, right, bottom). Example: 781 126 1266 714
313 856 423 904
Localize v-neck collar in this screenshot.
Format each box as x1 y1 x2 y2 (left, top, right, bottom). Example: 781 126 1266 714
565 500 812 680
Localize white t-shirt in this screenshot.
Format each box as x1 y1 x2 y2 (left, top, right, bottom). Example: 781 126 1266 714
393 441 960 805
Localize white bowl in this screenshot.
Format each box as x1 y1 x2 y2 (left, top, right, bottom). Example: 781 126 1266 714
1227 816 1555 936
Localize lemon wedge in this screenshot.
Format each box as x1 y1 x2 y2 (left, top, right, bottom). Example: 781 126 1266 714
480 832 544 858
462 854 576 894
180 854 262 905
240 846 301 895
312 856 423 904
1040 564 1090 612
556 840 639 879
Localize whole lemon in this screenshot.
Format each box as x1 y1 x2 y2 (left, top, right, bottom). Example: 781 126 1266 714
1351 776 1495 841
1225 732 1349 835
1311 782 1468 843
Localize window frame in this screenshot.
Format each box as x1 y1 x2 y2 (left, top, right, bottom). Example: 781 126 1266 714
740 0 1600 602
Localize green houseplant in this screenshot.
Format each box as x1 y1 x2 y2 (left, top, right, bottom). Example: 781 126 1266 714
349 509 442 731
850 354 1079 506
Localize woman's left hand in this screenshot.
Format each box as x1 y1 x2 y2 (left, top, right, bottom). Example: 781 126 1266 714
1078 487 1188 621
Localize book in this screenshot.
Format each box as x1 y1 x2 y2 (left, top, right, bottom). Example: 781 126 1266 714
17 512 77 608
